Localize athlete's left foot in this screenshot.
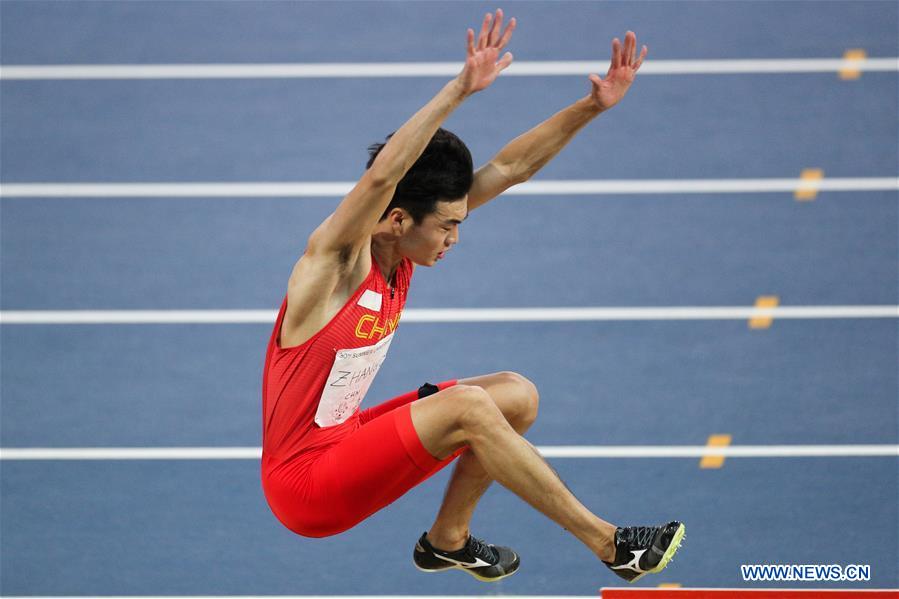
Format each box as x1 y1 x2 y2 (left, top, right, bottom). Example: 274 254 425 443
413 532 520 582
603 521 686 583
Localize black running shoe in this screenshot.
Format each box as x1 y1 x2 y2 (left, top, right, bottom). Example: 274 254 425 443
413 532 520 582
603 521 685 583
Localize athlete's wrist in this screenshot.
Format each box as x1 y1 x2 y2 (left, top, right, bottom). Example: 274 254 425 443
578 94 606 117
447 77 471 101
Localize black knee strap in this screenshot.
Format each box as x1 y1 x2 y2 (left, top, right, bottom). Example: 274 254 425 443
417 382 440 399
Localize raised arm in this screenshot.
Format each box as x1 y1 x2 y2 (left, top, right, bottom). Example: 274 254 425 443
307 10 516 258
468 30 646 211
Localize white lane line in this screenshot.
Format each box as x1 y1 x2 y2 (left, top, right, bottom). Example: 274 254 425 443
540 445 899 458
1 58 897 79
3 178 898 198
2 445 897 460
1 306 897 325
0 310 277 324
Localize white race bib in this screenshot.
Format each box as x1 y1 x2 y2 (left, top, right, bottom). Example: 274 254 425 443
315 333 395 427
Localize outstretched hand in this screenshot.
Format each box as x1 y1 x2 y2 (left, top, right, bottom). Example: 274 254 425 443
589 31 648 111
456 9 516 96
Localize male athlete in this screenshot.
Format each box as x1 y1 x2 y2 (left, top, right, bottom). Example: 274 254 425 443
262 9 684 584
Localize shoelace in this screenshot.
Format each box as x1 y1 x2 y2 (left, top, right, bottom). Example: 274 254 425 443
467 535 498 564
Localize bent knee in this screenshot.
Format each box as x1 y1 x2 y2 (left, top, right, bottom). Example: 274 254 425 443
449 384 506 432
497 371 540 426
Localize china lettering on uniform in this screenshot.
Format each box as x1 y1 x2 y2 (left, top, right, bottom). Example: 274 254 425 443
355 313 402 340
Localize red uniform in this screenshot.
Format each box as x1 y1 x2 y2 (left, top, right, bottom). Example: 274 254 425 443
261 250 462 537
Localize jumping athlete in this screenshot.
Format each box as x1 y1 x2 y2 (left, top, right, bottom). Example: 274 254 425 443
262 9 684 583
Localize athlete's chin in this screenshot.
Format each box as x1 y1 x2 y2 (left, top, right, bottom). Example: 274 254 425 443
411 257 436 267
412 251 447 267
416 255 444 267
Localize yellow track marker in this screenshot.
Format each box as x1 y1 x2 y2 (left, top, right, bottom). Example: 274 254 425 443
749 295 780 329
659 583 683 588
840 49 867 79
795 168 824 201
700 434 732 469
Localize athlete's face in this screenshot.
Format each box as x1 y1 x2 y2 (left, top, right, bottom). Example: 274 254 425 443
401 197 468 267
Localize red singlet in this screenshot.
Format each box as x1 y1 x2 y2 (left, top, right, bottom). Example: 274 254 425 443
261 250 462 537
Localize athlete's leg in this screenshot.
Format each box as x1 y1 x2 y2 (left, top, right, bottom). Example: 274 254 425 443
426 371 540 551
410 383 618 562
358 380 458 425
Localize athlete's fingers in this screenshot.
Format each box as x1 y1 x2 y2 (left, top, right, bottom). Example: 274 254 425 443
467 28 476 57
488 9 503 46
610 37 621 69
589 73 603 88
478 12 492 50
625 31 636 66
495 51 514 73
496 16 516 51
634 45 648 72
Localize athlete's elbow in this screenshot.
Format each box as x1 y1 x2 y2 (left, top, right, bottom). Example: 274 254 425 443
365 166 397 189
492 159 530 186
516 159 548 184
366 155 407 189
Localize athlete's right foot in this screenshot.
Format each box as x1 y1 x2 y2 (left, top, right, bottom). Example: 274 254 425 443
413 531 520 582
602 521 685 583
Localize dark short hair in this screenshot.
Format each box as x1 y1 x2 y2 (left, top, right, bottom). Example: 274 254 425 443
367 128 473 224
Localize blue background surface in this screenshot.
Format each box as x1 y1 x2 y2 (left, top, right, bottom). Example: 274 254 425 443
1 0 897 595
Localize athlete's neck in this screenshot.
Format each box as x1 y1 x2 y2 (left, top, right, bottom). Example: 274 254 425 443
370 236 403 285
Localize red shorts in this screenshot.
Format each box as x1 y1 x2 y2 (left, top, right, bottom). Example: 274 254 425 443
262 380 464 537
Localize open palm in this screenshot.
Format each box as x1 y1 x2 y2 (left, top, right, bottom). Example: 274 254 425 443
457 9 516 95
589 31 648 111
